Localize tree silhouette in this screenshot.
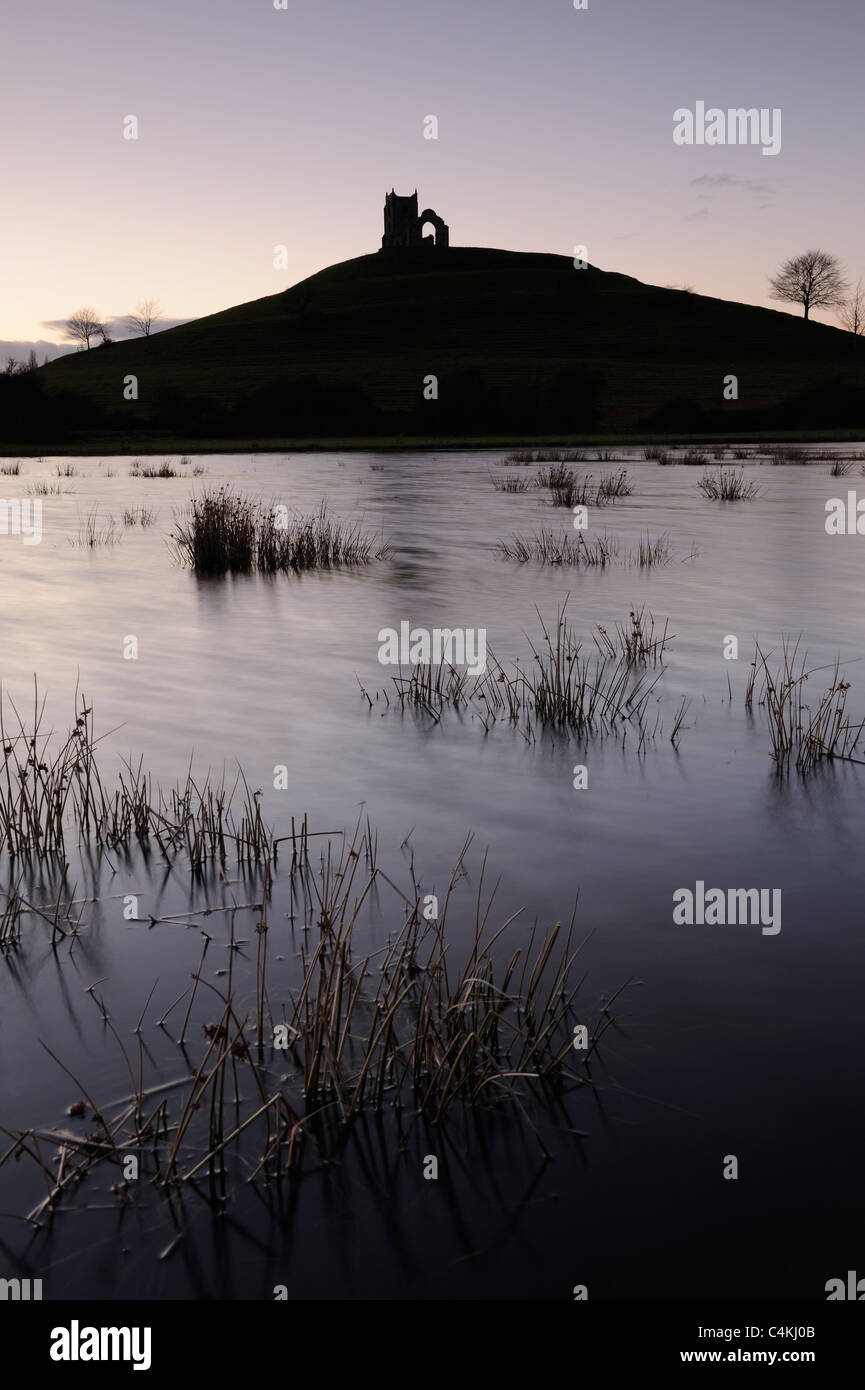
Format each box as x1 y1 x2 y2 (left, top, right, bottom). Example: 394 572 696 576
768 250 847 321
837 278 865 335
126 298 160 337
66 307 104 350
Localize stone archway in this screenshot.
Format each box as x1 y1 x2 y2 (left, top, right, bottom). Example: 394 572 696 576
418 209 449 249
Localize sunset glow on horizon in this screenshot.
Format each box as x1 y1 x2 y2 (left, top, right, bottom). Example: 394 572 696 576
2 0 863 354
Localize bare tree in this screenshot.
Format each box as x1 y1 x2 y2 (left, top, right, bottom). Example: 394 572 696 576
66 307 104 350
837 278 865 335
126 297 160 337
768 250 847 321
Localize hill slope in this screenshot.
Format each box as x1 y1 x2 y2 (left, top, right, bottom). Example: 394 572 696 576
14 247 865 446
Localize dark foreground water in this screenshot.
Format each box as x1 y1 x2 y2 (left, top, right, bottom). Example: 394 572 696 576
1 446 864 1299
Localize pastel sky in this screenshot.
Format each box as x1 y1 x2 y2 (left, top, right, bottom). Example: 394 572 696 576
1 0 862 355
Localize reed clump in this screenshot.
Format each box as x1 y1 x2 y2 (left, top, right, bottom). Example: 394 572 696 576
365 603 673 739
697 467 762 500
170 488 389 575
122 505 157 527
490 473 532 493
745 640 865 775
136 462 177 478
0 682 275 864
74 508 119 547
498 530 618 565
535 465 632 508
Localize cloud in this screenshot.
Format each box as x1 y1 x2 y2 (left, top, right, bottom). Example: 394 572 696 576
682 207 710 222
0 339 75 364
40 315 191 343
690 173 777 196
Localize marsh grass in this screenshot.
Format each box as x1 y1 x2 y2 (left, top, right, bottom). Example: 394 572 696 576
367 603 673 739
74 508 119 548
697 467 762 500
829 459 853 477
26 481 64 496
596 468 633 501
498 530 617 565
138 462 178 478
122 505 157 527
490 473 532 493
745 640 865 775
631 533 675 567
593 607 672 664
170 488 389 575
0 682 275 864
55 463 77 477
0 461 22 475
681 448 710 466
499 529 679 568
535 465 632 508
0 817 610 1214
766 445 807 465
502 448 585 464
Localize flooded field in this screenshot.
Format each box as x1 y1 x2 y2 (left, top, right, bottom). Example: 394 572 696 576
2 444 864 1299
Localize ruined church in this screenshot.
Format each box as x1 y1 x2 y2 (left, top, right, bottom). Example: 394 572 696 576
381 190 449 249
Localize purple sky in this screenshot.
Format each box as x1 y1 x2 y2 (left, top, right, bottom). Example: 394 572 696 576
1 0 862 352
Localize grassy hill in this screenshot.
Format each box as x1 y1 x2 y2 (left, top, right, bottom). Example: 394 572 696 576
8 246 865 450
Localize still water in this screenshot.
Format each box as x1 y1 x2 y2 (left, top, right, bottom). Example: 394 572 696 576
1 447 863 1299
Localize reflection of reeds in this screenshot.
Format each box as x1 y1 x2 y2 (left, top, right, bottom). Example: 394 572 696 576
746 639 865 774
